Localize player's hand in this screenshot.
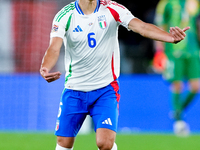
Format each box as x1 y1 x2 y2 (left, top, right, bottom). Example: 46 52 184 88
170 26 190 44
40 67 61 83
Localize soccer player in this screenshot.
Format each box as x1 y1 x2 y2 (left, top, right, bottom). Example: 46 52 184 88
155 0 200 136
40 0 189 149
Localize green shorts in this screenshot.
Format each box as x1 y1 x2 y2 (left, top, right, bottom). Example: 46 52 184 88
163 56 200 82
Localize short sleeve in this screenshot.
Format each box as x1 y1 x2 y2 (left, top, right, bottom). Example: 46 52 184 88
50 10 68 39
107 1 135 29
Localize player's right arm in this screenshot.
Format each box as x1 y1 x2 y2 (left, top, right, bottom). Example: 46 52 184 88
40 4 71 83
40 37 63 83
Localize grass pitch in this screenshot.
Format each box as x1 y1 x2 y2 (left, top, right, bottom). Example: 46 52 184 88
0 132 200 150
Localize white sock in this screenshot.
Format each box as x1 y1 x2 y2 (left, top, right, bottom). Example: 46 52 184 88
111 143 117 150
56 144 73 150
98 143 117 150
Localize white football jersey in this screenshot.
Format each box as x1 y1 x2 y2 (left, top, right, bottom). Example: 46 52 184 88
50 0 135 91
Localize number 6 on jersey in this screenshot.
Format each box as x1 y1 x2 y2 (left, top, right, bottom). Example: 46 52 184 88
88 32 96 48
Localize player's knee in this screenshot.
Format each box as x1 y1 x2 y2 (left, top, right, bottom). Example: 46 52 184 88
57 136 74 149
96 139 114 150
190 81 200 93
172 82 183 93
191 85 200 93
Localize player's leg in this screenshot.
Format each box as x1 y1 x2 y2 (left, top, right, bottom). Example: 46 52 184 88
96 128 117 150
164 57 184 120
171 81 184 120
55 89 88 149
182 79 200 110
173 78 199 137
164 57 190 136
171 80 191 136
90 80 120 150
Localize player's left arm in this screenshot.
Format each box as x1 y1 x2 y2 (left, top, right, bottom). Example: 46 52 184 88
128 18 190 44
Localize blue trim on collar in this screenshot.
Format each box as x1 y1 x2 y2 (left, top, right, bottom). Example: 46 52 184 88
94 0 100 13
75 0 100 15
75 0 84 15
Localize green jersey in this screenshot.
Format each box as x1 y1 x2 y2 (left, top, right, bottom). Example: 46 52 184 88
156 0 200 58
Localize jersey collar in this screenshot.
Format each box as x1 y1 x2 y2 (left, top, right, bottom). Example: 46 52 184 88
75 0 100 15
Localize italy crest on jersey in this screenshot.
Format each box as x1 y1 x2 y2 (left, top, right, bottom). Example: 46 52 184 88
98 15 107 29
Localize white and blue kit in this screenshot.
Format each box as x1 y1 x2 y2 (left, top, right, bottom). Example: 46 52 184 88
51 0 135 137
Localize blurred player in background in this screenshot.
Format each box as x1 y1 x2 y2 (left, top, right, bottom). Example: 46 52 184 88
155 0 200 136
40 0 189 149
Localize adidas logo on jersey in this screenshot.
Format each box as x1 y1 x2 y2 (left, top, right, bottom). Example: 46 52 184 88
73 25 83 32
102 118 112 125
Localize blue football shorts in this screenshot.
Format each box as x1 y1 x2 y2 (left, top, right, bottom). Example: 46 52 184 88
55 80 120 137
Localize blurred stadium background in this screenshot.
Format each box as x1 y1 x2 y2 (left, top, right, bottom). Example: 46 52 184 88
0 0 200 149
